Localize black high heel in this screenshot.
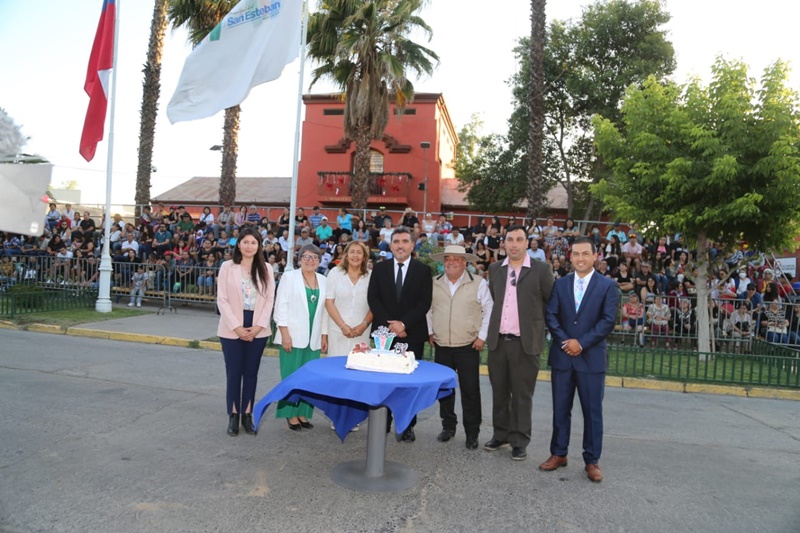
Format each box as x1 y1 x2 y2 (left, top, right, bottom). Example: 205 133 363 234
298 419 313 429
287 418 301 431
242 413 256 435
227 414 240 436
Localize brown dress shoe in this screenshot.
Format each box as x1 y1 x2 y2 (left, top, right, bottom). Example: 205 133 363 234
538 455 568 471
585 463 603 483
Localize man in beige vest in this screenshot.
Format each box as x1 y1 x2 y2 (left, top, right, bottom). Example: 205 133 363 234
427 245 494 449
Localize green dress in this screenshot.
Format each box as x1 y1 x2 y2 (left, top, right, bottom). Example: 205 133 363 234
275 286 320 419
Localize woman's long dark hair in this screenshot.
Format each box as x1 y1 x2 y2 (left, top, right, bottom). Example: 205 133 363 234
233 227 270 294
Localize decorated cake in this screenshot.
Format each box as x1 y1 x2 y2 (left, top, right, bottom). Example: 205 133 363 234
345 326 418 374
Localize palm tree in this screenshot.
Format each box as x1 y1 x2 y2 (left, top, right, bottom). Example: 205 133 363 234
135 0 169 216
527 0 547 220
307 0 438 209
168 0 239 205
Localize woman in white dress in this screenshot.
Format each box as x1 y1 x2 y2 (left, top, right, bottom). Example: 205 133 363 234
325 241 373 357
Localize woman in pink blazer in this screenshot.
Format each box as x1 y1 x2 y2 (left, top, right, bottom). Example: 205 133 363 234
217 227 275 436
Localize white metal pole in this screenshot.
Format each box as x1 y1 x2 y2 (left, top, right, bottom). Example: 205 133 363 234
95 0 120 313
285 1 308 272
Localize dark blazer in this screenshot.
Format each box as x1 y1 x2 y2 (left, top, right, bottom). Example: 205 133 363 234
545 272 619 373
367 258 432 344
486 259 554 356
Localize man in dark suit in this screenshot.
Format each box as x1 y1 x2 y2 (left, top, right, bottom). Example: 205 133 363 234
484 225 554 461
367 226 433 442
540 236 619 482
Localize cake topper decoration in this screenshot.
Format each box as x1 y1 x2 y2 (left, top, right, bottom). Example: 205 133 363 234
393 343 408 357
371 325 396 351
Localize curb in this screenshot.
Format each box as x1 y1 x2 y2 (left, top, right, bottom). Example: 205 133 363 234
9 325 800 401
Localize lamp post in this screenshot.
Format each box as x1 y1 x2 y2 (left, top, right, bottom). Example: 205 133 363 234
420 141 430 213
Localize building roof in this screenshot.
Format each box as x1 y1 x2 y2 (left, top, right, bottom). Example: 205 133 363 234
439 178 569 210
152 177 291 205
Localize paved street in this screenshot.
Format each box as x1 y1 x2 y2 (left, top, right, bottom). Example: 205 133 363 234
1 330 798 532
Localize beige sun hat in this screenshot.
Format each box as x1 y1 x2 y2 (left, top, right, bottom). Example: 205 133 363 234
431 245 480 263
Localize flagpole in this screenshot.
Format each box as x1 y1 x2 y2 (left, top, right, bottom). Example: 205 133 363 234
285 1 308 272
95 0 120 313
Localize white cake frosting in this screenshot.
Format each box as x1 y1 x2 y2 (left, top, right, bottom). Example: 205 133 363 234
345 348 418 374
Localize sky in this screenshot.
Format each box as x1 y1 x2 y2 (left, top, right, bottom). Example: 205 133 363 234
1 0 799 206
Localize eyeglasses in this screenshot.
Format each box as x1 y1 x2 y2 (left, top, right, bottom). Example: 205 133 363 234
300 255 320 262
510 269 517 287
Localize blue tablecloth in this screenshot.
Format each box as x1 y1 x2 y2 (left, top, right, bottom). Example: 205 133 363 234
252 358 458 441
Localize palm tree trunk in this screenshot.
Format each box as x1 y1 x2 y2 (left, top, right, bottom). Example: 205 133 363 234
219 105 240 205
351 127 372 209
134 0 169 216
527 0 547 220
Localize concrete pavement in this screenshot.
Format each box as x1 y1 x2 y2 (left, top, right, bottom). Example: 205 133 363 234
0 330 799 532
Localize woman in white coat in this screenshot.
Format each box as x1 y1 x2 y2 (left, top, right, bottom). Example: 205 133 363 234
325 241 373 356
273 244 328 430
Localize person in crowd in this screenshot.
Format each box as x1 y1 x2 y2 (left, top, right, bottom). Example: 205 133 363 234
729 302 754 353
551 257 567 280
673 298 696 347
315 216 333 243
606 221 628 245
614 262 635 293
444 226 464 246
274 244 328 431
488 215 503 234
217 226 276 436
421 212 437 244
646 294 671 347
367 227 433 442
325 240 373 361
470 216 487 243
640 276 660 306
352 219 370 243
45 203 61 232
484 225 554 461
622 233 643 272
540 237 618 482
172 251 194 293
336 208 353 236
294 228 314 258
215 203 234 237
427 245 493 450
494 238 508 264
197 255 219 296
128 265 147 308
621 292 646 346
378 218 394 252
526 238 546 262
307 206 323 230
763 299 790 344
527 217 543 244
437 214 453 244
474 240 491 272
604 234 622 273
743 283 763 315
561 217 579 245
400 208 419 229
154 223 172 257
294 207 309 230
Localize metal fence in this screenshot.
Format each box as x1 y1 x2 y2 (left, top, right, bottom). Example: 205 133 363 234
0 285 98 317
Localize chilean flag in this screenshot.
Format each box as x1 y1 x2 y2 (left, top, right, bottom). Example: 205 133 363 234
79 0 115 162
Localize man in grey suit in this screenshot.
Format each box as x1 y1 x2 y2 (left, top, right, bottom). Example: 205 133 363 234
484 225 554 461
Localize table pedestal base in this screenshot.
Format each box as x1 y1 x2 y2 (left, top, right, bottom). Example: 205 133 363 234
331 459 419 492
330 406 419 492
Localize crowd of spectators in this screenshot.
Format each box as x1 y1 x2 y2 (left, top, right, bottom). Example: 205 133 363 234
2 205 800 352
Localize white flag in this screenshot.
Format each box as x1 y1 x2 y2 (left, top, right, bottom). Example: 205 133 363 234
167 0 303 123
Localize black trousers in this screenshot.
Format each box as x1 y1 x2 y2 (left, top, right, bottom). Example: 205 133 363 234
220 310 268 415
434 343 482 438
387 340 425 431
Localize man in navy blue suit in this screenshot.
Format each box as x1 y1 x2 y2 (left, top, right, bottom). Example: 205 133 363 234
540 237 619 482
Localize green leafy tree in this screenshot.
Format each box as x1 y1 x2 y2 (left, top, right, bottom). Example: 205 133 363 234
454 116 526 213
168 0 239 205
135 0 169 216
307 0 438 209
593 58 800 355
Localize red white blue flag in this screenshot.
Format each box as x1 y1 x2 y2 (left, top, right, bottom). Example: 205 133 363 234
79 0 115 162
